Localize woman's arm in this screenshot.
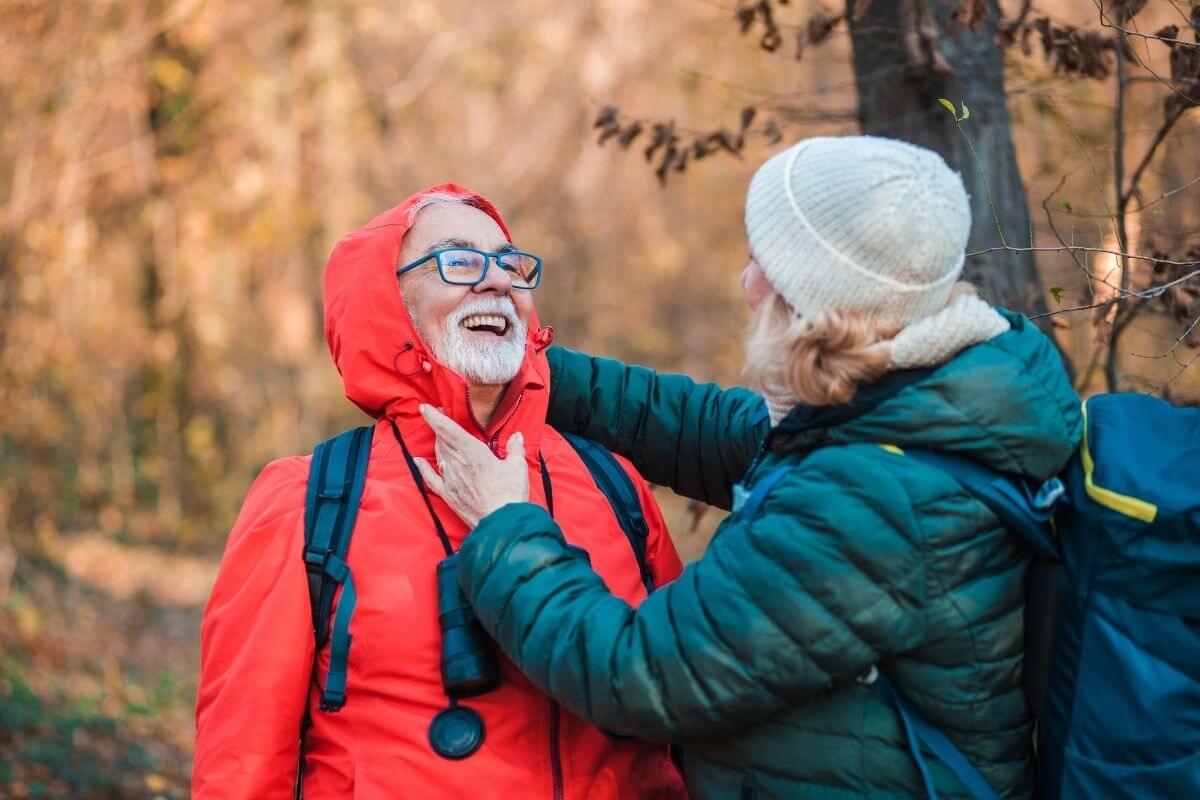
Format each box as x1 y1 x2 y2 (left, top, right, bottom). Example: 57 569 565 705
458 449 928 741
547 346 769 509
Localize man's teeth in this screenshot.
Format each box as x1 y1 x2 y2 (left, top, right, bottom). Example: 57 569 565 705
461 314 509 334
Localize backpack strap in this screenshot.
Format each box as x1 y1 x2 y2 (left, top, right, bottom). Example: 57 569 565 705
871 674 1001 800
732 463 793 520
562 433 655 593
898 447 1062 559
895 445 1073 723
303 425 374 712
874 444 1074 797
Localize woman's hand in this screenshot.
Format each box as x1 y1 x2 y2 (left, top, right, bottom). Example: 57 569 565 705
414 404 529 527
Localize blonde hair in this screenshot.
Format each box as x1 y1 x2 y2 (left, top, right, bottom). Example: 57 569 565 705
743 282 979 407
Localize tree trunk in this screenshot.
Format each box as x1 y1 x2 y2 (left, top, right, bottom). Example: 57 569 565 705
847 0 1052 324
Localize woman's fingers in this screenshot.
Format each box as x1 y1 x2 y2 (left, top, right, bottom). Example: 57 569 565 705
413 457 446 498
506 432 525 465
414 405 531 526
420 404 475 451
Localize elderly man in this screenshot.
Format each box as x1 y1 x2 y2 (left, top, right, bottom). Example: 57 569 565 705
193 185 687 799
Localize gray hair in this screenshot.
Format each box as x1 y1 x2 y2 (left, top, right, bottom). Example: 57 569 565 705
406 191 477 225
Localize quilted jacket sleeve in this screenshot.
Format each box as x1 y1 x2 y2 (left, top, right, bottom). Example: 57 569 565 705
459 447 929 742
546 346 769 510
194 458 314 800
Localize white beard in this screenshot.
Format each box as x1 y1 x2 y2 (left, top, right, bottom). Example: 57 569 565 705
409 296 527 385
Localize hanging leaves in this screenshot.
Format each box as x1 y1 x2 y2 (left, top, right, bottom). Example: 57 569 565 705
737 105 757 148
762 118 783 145
1161 21 1200 117
734 0 782 52
593 105 620 145
591 105 785 185
1150 246 1200 340
806 5 841 46
643 121 676 163
948 0 989 36
736 3 757 33
1154 25 1179 42
733 0 847 60
1023 17 1118 80
616 121 643 150
997 15 1116 79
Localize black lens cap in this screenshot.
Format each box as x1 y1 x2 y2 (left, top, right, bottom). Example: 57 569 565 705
429 705 485 760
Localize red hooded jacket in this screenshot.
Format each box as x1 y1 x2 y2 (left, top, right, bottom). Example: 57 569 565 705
193 185 687 799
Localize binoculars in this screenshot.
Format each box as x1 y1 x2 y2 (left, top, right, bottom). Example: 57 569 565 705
430 546 593 760
436 553 501 697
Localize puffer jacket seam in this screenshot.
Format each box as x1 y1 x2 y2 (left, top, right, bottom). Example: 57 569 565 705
474 529 571 648
714 525 889 680
910 495 994 757
644 591 692 733
932 541 1026 595
902 649 1024 671
699 543 827 701
667 581 737 725
748 471 913 591
978 334 1081 453
934 399 1030 476
735 486 910 666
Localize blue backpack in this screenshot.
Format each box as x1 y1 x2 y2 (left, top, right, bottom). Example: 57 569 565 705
876 393 1200 799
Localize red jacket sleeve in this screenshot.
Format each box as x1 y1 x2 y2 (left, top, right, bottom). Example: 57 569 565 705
193 458 314 799
616 454 683 588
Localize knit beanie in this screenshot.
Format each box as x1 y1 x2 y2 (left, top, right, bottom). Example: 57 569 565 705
745 136 1011 422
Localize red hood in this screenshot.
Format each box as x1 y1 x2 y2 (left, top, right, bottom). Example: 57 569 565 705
323 184 554 453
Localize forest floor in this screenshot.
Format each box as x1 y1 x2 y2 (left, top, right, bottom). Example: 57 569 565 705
0 532 213 799
0 490 719 799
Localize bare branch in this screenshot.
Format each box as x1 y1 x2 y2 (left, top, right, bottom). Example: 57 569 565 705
1119 104 1190 210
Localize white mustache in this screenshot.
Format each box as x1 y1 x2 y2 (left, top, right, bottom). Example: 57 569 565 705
447 298 519 332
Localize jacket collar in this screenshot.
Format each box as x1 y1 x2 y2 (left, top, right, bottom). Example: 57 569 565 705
765 366 936 455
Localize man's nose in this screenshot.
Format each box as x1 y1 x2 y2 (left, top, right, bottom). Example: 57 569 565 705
473 257 513 294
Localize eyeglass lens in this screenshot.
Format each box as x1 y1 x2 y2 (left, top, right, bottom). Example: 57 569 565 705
437 249 539 289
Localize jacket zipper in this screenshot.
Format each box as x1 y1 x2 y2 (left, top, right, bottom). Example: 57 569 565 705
464 384 526 456
488 393 525 456
549 698 564 800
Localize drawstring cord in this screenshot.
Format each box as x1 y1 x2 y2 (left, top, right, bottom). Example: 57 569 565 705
388 417 553 551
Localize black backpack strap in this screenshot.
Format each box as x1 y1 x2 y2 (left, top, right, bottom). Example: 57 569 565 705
302 425 374 711
562 432 655 593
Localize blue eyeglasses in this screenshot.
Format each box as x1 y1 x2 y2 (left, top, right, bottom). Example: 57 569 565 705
396 248 543 290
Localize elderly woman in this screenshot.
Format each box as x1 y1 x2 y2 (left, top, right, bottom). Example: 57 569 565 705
416 136 1081 799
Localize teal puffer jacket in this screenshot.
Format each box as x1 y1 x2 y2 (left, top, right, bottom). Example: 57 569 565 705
459 311 1082 799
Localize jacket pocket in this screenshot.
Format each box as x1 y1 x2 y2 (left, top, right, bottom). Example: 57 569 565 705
1059 744 1200 800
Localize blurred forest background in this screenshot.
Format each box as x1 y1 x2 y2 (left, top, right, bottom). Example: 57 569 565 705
1 0 1198 796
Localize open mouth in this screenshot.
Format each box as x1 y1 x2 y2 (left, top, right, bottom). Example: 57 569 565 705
461 313 511 337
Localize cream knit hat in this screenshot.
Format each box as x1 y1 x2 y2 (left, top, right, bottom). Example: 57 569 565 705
745 135 972 330
745 136 1012 423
